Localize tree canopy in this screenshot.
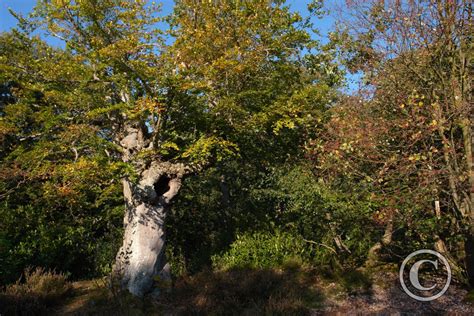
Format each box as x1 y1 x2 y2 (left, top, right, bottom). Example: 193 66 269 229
0 0 472 310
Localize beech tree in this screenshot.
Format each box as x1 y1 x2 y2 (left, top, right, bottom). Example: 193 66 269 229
0 30 125 283
0 0 337 296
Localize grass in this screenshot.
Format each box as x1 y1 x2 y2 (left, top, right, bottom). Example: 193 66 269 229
465 289 474 304
0 265 327 315
1 265 472 315
0 267 72 315
0 265 370 315
0 265 377 315
157 266 325 315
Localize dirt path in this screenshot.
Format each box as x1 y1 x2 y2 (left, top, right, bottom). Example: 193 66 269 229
315 274 474 315
51 280 110 315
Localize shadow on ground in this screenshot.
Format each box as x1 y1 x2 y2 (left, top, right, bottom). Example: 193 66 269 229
157 265 325 315
2 265 473 315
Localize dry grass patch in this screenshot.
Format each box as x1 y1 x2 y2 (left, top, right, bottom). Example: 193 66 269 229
0 267 72 315
156 266 324 315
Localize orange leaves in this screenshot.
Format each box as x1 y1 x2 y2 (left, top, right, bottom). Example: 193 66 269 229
372 207 397 226
56 183 75 197
134 96 165 115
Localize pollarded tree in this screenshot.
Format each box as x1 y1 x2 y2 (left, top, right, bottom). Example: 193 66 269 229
24 0 337 296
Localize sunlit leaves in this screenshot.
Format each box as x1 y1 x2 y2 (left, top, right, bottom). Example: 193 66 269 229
181 136 239 167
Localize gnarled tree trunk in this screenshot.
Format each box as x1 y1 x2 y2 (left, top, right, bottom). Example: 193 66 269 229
365 217 393 267
111 123 189 297
113 161 186 297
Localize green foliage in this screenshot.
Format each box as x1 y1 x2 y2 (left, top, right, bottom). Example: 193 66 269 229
0 28 127 283
181 136 239 167
167 161 377 275
3 0 442 298
0 195 123 283
212 230 309 270
269 165 379 267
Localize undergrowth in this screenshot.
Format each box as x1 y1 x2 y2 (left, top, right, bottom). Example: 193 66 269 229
0 267 72 315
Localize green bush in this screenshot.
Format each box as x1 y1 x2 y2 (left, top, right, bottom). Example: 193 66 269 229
0 172 124 283
212 230 310 270
272 165 380 268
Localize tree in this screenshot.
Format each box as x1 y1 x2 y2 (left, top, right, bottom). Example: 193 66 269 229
16 0 337 296
0 31 124 282
316 0 472 281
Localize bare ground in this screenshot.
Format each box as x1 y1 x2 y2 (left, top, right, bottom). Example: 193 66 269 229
316 275 474 315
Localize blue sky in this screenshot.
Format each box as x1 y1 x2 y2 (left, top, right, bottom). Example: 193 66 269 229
0 1 32 30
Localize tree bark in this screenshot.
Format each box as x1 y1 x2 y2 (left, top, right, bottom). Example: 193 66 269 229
365 218 393 267
113 161 187 297
461 120 474 286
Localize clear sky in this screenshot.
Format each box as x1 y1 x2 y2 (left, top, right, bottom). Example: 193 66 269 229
0 0 33 31
0 0 360 91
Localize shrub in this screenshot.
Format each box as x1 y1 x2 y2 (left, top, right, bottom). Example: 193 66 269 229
272 165 380 268
0 267 72 315
0 156 125 283
212 230 309 270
